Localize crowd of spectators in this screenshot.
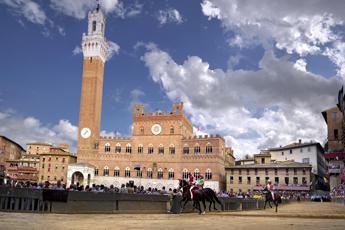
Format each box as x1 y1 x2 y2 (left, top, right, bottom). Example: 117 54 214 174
330 183 345 198
0 180 183 197
217 189 311 200
1 179 334 201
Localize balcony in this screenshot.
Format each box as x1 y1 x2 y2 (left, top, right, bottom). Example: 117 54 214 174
7 166 38 174
8 174 38 181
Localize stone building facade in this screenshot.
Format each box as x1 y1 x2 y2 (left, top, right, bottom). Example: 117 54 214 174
39 147 77 184
0 135 26 183
322 104 345 187
226 153 312 193
5 154 40 183
322 107 344 152
68 7 235 191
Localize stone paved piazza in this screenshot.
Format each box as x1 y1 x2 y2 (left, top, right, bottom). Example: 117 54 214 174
0 202 344 230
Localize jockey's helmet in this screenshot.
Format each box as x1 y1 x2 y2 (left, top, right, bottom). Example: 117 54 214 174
267 179 271 183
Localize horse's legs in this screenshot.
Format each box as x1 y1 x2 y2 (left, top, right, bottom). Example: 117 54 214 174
202 199 206 214
208 198 213 211
181 198 189 212
196 201 202 214
275 201 278 212
269 201 272 208
179 197 185 212
264 200 266 209
212 197 218 211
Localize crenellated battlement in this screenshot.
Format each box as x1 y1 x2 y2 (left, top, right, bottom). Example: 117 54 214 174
99 136 132 140
183 134 224 141
133 102 185 117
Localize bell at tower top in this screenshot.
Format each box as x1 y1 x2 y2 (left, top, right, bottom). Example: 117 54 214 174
87 6 106 37
82 1 108 63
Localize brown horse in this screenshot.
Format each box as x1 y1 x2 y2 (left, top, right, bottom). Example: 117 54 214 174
263 187 282 212
178 179 206 214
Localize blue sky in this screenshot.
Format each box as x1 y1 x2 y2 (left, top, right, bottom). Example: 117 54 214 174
0 0 344 157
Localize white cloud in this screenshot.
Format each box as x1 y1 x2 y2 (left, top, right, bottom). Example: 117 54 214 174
107 41 120 60
0 110 78 153
72 41 120 60
100 130 121 137
294 59 307 72
129 89 145 109
113 1 143 19
57 26 66 36
72 46 83 55
142 45 341 157
201 0 345 78
2 0 47 25
201 0 221 20
49 0 119 20
157 8 183 25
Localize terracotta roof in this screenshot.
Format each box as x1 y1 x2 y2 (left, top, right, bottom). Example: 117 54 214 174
226 161 312 169
26 142 52 146
268 142 324 152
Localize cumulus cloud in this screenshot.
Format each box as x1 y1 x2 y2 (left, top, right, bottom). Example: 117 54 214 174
294 59 307 72
49 0 119 20
72 41 120 61
201 0 345 78
107 41 120 60
157 8 183 25
2 0 47 25
72 46 82 55
141 44 341 157
113 1 143 19
0 110 78 153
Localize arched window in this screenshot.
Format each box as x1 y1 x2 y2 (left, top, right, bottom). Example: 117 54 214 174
169 144 175 155
157 168 163 179
140 126 144 134
114 167 120 177
182 168 189 180
206 143 213 154
205 168 212 180
103 166 109 176
194 144 200 154
147 168 153 178
95 167 99 176
170 126 174 134
183 145 189 154
158 144 164 154
126 143 132 153
125 167 131 178
92 20 96 31
148 144 154 154
115 143 121 153
138 144 143 154
194 168 200 180
168 168 174 179
136 168 142 178
104 143 110 152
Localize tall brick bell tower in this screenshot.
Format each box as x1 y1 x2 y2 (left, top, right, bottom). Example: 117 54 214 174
77 4 108 162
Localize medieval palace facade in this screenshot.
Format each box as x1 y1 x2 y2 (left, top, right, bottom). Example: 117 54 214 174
67 6 234 191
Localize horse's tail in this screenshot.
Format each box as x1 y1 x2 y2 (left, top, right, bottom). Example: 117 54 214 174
204 188 223 207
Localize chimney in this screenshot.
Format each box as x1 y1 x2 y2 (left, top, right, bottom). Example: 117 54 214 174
298 139 302 144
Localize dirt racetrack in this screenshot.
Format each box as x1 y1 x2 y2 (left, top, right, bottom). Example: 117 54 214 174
0 202 344 230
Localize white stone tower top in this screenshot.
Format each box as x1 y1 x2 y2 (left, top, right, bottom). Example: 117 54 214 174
82 4 109 63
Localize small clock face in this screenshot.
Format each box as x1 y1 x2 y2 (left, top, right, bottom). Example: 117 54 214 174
151 124 162 135
81 127 91 139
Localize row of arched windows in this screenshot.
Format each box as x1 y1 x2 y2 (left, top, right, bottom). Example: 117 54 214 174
96 167 213 180
104 143 213 154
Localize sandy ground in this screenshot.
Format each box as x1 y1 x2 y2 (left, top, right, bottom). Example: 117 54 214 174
0 202 344 230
